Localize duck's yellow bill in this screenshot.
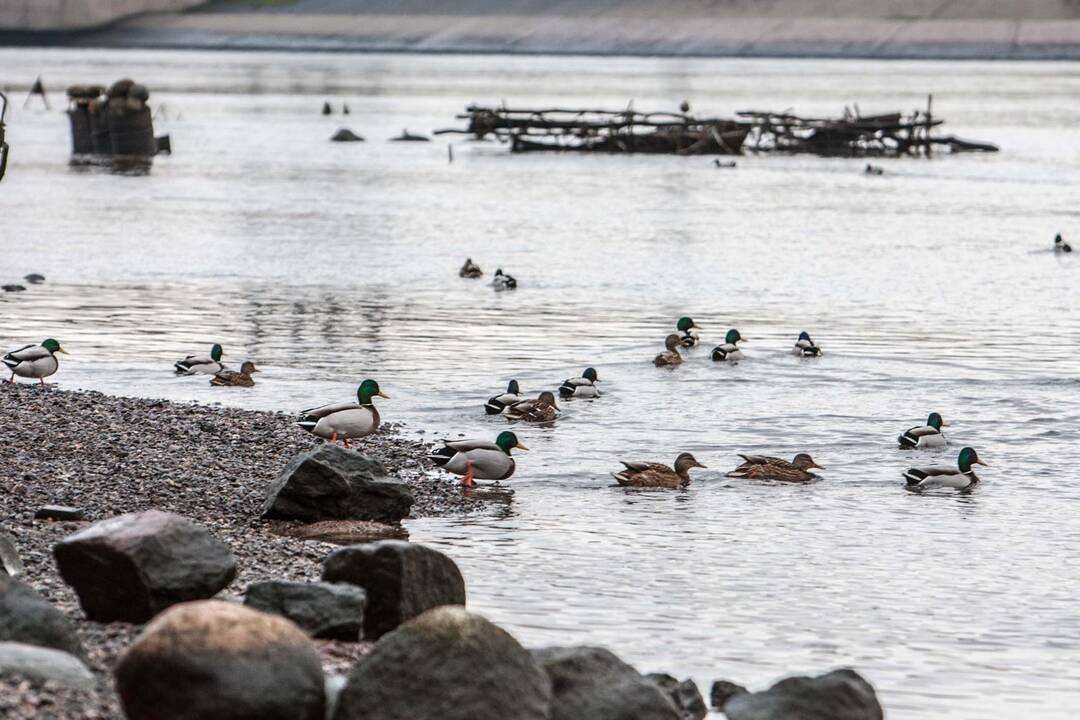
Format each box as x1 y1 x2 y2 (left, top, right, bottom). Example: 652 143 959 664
57 347 69 355
975 459 988 466
376 391 390 399
515 442 529 451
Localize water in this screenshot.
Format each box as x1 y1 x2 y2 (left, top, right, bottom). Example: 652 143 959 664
2 48 1080 718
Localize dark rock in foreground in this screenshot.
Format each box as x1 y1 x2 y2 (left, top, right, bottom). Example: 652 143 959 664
723 668 883 720
322 540 465 639
244 580 366 640
710 679 749 709
262 446 414 523
0 576 85 660
34 506 84 522
0 642 94 689
647 673 707 720
54 509 237 623
532 645 681 720
0 531 23 577
116 600 325 720
333 606 550 720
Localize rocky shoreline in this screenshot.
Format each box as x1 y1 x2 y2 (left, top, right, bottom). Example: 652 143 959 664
0 383 482 717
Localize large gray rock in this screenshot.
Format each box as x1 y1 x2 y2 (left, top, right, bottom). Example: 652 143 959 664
0 575 85 660
710 679 749 710
0 642 94 689
647 673 707 720
722 669 883 720
532 646 681 720
322 540 465 639
0 530 23 577
244 580 366 640
116 600 325 720
53 510 236 623
262 446 413 523
333 606 550 720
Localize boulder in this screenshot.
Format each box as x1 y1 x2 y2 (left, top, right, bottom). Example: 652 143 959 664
0 642 94 689
34 506 85 522
53 510 236 623
0 576 85 660
262 446 413 523
722 669 883 720
322 540 465 639
710 679 749 710
244 580 366 640
532 646 681 720
0 530 23 577
333 606 550 720
646 673 707 720
116 600 325 720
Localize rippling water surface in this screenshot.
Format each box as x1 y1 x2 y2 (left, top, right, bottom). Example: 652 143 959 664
2 48 1080 718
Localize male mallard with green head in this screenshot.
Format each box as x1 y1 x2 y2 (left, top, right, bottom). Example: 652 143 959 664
654 334 683 367
485 379 523 415
676 317 701 347
3 338 68 384
429 430 528 487
793 331 822 357
711 329 745 362
297 379 388 447
898 412 947 449
211 361 259 388
505 391 560 422
559 367 600 398
612 453 706 488
175 344 224 375
904 447 986 490
726 453 822 482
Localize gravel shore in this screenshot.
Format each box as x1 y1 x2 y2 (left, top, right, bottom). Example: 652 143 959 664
0 382 485 718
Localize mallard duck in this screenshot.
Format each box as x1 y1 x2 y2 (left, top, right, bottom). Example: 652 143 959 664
654 334 683 367
711 329 745 362
23 274 45 284
676 317 701 347
485 379 522 415
175 344 224 375
3 339 67 384
459 258 483 278
612 453 706 488
429 430 527 486
726 453 822 482
1054 234 1073 253
492 269 517 290
210 361 258 387
793 331 822 357
559 367 599 398
898 412 947 449
297 379 388 446
865 164 884 176
904 447 986 490
505 391 560 422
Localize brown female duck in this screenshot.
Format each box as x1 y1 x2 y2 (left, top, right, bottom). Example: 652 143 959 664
654 334 683 367
726 453 823 482
612 453 706 488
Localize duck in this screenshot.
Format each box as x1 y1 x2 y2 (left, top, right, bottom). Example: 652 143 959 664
485 379 523 415
654 334 683 367
1054 233 1073 253
174 344 224 375
726 453 822 482
459 258 483 278
898 412 947 449
865 164 884 176
904 447 986 490
492 269 517 290
612 453 706 488
559 367 600 398
429 430 527 487
711 329 745 362
505 391 560 423
3 338 67 384
210 361 258 388
297 379 388 446
793 331 822 357
676 317 701 347
23 274 45 284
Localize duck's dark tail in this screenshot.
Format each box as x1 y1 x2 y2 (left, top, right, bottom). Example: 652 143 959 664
558 382 576 399
428 445 454 467
484 397 507 415
903 469 926 486
711 346 727 362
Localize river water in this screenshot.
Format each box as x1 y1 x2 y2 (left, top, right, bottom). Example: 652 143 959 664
2 48 1079 718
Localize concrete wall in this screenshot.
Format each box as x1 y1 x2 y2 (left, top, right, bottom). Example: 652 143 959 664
0 0 207 31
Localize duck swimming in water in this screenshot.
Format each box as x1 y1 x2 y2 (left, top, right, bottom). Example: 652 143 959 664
654 334 683 367
676 316 701 347
3 338 68 384
612 453 706 489
297 379 388 447
459 258 483 278
793 331 822 357
559 367 600 398
711 329 745 362
210 361 259 387
429 430 527 487
898 412 947 449
492 269 517 290
505 391 560 423
904 447 986 490
1054 234 1072 253
726 453 822 482
485 379 523 415
175 344 225 375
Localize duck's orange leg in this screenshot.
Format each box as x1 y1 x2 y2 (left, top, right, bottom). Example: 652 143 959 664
461 460 476 488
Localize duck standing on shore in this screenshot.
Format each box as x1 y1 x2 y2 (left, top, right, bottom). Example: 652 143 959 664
3 338 67 384
1054 234 1073 253
485 380 523 415
505 391 560 422
904 447 986 490
297 379 388 447
654 334 684 367
174 344 225 375
726 453 822 482
793 331 822 357
210 361 259 388
898 413 947 449
429 430 527 487
492 269 517 290
676 317 701 347
711 329 745 362
459 258 483 278
612 453 706 488
559 367 600 398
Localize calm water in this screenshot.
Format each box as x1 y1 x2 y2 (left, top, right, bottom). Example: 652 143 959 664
2 49 1080 718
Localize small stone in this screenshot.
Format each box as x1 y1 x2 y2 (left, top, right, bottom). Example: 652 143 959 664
647 673 707 720
244 581 366 640
723 669 883 720
0 575 85 660
0 642 94 689
710 679 749 709
0 531 23 578
34 506 84 522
